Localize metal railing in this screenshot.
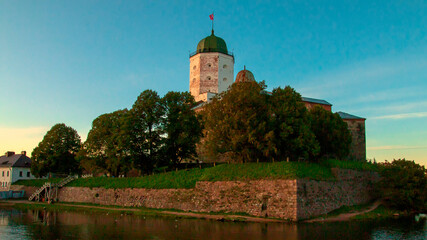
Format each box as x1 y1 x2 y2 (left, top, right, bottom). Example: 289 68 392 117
28 182 50 201
28 175 78 201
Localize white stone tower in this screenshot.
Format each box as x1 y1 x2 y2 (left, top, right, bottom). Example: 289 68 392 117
189 30 234 102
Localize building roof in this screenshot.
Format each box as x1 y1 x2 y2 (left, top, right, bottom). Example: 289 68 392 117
337 111 366 120
196 30 229 55
235 67 255 83
301 97 332 106
0 153 32 168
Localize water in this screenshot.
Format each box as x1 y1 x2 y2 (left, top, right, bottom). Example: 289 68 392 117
0 207 425 240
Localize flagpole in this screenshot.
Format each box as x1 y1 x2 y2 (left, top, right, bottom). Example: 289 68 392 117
212 11 214 34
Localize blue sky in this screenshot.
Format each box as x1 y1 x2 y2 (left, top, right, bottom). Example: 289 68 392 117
1 0 426 166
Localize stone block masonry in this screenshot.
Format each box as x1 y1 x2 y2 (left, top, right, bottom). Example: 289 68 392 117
12 169 379 221
297 169 379 219
344 119 366 161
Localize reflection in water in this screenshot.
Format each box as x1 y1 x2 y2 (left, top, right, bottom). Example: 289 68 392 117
0 207 425 240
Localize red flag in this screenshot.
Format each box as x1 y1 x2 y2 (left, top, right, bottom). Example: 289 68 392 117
209 13 214 20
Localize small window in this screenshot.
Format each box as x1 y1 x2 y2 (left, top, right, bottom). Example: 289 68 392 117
193 65 196 70
27 172 30 177
207 76 211 80
192 78 196 82
19 171 23 177
223 64 227 69
223 78 227 81
7 171 9 177
2 171 3 177
207 63 211 67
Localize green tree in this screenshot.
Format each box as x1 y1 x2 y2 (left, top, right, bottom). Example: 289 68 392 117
202 81 273 163
309 106 351 159
378 159 427 212
161 91 203 168
127 90 164 174
31 123 81 177
80 109 131 177
268 86 319 161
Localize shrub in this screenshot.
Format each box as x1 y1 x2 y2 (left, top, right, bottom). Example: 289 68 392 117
377 159 427 212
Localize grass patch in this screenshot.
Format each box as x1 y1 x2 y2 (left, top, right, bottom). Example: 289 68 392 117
199 161 334 181
9 202 169 218
4 202 261 221
66 161 334 189
320 159 380 171
314 203 373 219
351 205 405 220
13 178 63 187
14 160 379 189
68 168 206 189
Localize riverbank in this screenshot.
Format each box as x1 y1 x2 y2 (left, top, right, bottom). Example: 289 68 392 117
305 200 382 222
1 199 397 223
1 205 425 240
0 200 285 223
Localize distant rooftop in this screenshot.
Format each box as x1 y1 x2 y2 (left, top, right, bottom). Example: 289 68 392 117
337 111 366 120
0 152 32 168
301 97 332 106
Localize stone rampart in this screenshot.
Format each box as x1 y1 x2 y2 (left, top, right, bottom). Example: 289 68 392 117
11 169 379 221
297 169 379 219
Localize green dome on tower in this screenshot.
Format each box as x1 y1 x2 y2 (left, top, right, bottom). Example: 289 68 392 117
196 30 229 55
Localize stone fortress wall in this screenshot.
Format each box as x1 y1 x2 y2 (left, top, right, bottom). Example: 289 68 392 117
13 169 379 221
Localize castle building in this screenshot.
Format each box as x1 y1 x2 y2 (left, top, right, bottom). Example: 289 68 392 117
190 30 366 161
189 30 234 102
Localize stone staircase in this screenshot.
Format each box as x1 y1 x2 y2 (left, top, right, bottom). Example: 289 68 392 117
28 175 78 202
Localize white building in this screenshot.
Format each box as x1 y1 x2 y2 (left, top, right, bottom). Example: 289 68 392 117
0 151 37 190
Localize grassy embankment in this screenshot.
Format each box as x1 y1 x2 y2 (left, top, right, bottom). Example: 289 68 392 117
351 205 407 220
1 202 270 222
13 159 379 189
6 202 174 218
308 202 407 221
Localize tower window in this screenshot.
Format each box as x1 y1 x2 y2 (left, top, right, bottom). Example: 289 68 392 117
223 64 227 69
192 78 196 82
193 65 196 70
207 76 211 80
223 78 227 81
207 63 212 68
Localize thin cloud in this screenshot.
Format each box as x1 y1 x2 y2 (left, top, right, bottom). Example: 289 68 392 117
349 87 426 105
368 145 427 150
345 101 427 117
296 52 427 98
372 112 427 120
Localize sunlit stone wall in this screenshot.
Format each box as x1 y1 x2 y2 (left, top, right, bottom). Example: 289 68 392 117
12 169 379 221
